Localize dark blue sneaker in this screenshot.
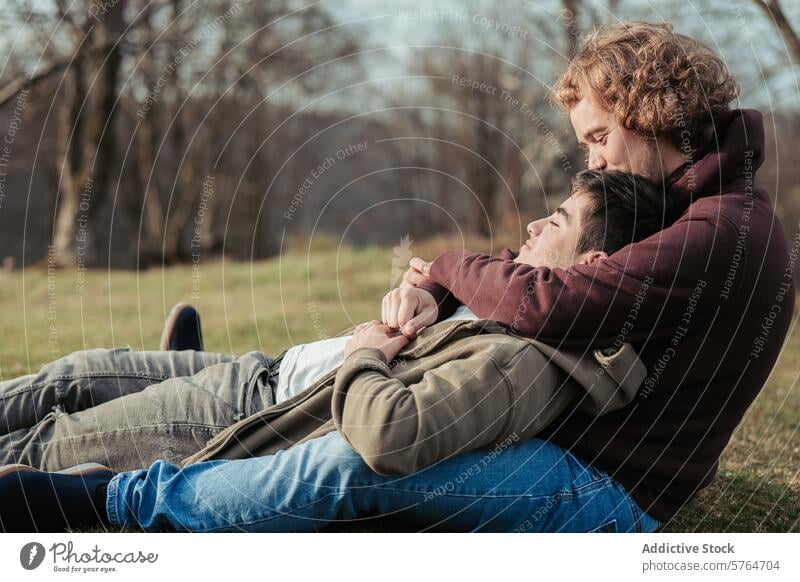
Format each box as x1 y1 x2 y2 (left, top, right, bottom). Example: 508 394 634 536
160 302 204 351
0 463 114 532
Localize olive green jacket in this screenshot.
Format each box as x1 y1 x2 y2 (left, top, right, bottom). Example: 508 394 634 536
180 319 645 474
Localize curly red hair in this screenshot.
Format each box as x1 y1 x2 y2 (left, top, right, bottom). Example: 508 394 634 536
551 21 738 155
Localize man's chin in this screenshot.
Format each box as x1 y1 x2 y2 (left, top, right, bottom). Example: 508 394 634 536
514 251 534 267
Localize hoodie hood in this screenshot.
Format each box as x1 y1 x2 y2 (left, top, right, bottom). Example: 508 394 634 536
668 109 765 208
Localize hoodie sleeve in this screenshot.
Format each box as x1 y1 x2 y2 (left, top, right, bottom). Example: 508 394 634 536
426 216 740 347
417 248 519 322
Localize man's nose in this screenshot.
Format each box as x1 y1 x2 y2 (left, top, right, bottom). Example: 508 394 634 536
527 219 545 237
588 148 606 170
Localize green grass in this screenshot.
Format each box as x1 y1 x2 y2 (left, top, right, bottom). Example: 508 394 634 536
2 237 798 532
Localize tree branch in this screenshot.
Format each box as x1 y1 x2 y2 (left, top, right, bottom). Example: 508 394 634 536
0 59 69 108
752 0 800 64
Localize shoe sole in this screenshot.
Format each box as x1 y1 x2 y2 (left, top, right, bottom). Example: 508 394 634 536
0 462 113 479
160 301 191 351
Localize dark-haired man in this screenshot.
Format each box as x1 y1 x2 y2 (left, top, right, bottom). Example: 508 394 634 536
1 169 678 533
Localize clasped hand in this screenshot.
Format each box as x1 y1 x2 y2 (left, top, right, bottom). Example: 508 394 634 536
344 257 438 361
382 256 437 337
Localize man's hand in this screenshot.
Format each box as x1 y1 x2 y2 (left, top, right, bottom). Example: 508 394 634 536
381 286 438 337
344 321 411 362
399 257 433 289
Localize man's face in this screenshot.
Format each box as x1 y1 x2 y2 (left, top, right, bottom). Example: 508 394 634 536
569 97 664 182
515 192 602 269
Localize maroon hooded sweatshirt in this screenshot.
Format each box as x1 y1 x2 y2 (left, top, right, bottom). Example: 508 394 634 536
419 109 795 523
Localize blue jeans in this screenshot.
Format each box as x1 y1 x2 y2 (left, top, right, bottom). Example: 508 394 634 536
107 431 663 533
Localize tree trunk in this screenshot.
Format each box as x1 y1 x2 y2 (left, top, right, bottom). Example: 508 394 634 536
137 115 167 265
82 0 124 226
753 0 800 64
51 2 125 267
51 65 80 267
162 0 193 262
135 7 167 267
471 92 499 238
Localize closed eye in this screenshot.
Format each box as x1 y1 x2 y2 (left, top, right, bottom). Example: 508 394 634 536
596 126 617 144
549 220 559 227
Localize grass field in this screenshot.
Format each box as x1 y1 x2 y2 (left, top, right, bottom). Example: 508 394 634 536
1 238 798 533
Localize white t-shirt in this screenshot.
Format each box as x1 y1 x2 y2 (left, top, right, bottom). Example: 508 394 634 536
274 304 479 403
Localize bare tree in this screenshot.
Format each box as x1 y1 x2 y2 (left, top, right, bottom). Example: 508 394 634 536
1 0 364 266
751 0 800 64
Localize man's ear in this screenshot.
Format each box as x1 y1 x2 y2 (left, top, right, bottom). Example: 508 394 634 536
577 250 608 265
